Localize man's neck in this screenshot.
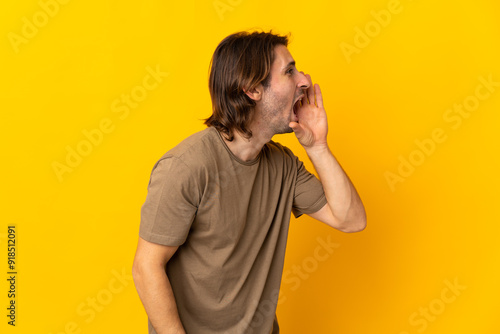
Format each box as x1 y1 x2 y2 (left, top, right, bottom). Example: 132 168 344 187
221 128 272 162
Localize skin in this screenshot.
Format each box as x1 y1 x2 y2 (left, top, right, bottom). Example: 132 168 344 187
132 240 184 334
132 43 367 334
227 44 367 232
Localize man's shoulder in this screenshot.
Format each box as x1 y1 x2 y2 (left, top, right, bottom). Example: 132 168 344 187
157 126 219 167
261 140 305 182
265 139 296 158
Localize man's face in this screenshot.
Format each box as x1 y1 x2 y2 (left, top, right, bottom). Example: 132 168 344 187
254 45 310 135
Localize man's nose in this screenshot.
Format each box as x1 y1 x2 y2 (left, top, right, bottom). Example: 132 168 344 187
297 71 310 90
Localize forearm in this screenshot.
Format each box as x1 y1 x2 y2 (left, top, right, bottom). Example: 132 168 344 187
306 144 366 229
133 266 186 334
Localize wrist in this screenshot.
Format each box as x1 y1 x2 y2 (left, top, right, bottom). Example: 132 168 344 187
305 143 330 157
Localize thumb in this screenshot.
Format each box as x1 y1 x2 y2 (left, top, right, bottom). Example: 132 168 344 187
289 122 303 136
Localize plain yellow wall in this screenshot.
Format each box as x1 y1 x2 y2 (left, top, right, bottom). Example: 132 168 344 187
1 0 500 333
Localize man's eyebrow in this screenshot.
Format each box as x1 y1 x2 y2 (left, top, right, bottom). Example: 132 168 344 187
282 60 296 72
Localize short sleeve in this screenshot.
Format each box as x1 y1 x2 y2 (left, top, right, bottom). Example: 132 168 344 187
139 156 200 246
291 157 327 218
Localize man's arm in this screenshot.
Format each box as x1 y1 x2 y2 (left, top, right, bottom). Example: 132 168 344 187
289 73 367 233
305 146 366 232
132 237 186 334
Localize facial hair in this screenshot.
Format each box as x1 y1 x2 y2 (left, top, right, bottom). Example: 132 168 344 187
260 87 294 135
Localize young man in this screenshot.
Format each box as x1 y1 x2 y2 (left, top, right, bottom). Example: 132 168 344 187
132 30 367 334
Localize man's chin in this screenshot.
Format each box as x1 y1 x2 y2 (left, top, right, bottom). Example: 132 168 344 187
274 126 294 135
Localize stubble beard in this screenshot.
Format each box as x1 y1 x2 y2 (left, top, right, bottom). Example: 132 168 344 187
261 89 294 135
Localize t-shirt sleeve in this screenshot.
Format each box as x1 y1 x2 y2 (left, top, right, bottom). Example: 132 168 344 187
139 156 199 246
291 156 328 219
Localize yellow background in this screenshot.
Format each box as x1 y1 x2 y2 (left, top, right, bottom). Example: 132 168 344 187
1 0 499 333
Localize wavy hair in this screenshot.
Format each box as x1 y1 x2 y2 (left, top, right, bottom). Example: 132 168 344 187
204 30 290 141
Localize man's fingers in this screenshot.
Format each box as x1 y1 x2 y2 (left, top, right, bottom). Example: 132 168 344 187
315 84 323 109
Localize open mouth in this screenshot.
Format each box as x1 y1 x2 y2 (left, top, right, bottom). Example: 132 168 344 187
292 95 304 117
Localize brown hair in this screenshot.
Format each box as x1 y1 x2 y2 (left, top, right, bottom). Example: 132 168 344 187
204 30 290 141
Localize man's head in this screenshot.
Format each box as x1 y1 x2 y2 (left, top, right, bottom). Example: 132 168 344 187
205 30 309 141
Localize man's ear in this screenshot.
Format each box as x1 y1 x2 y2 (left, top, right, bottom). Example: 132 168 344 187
243 83 264 102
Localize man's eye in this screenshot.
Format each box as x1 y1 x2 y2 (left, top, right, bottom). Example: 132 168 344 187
286 68 294 75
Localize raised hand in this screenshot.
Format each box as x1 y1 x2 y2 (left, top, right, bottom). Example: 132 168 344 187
289 73 328 150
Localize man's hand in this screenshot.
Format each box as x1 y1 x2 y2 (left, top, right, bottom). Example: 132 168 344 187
290 73 367 232
289 73 328 149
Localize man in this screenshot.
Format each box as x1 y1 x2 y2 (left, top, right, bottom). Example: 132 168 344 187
132 30 366 334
